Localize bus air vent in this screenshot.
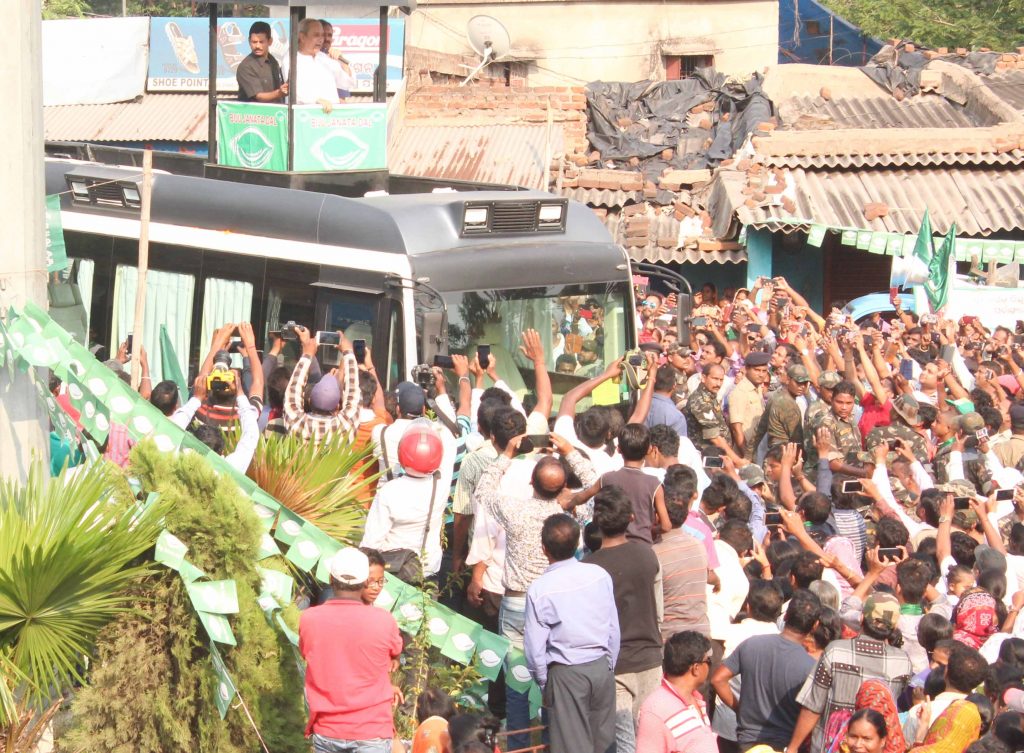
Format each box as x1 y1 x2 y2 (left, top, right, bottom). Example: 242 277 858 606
90 182 129 207
460 199 568 237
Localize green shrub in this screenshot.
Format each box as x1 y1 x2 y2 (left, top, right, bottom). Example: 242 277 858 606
63 443 306 753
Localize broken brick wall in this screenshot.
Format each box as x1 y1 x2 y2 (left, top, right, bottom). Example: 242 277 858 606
403 49 590 156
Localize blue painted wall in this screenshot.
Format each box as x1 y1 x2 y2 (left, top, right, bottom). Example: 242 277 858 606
778 0 882 66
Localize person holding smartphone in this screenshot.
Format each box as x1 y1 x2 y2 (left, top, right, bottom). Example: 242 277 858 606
281 326 361 446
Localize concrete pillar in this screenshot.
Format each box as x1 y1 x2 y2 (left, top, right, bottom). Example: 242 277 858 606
0 0 48 482
745 227 773 304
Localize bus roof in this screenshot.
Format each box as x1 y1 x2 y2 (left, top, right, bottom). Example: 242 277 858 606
45 159 617 258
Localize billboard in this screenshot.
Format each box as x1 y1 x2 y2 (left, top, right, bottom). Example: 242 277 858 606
148 17 405 93
216 102 387 173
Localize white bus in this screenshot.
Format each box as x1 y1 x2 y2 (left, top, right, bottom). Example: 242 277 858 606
46 157 638 408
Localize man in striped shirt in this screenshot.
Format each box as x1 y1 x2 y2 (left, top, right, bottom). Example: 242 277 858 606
283 326 361 446
636 631 718 753
653 470 710 641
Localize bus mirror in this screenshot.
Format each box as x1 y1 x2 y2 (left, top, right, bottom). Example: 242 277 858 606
420 310 447 364
676 293 692 344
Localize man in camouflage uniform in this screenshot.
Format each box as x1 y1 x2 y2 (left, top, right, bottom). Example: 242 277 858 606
932 411 994 495
803 370 843 474
666 342 698 409
865 394 930 466
752 364 810 452
812 380 868 479
685 362 745 465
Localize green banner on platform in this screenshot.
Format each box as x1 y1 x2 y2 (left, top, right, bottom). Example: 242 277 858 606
292 104 387 172
217 102 387 173
217 102 289 171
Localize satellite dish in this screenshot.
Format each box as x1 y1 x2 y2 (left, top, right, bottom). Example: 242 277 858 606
461 15 511 86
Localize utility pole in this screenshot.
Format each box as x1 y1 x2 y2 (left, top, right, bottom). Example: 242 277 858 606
0 0 48 482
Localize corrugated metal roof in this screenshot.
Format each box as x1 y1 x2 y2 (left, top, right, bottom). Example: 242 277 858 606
757 149 1024 169
389 124 562 191
983 71 1024 112
44 94 209 142
749 124 1024 169
559 187 642 208
711 166 1024 237
777 94 978 130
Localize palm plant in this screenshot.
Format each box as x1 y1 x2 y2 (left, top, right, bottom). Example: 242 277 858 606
0 461 163 753
246 433 380 543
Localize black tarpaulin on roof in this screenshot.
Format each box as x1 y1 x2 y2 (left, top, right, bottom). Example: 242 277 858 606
584 70 771 178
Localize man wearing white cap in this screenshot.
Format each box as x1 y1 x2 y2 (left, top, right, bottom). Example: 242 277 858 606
299 547 403 753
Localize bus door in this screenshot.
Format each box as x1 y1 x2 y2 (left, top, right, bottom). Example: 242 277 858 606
314 286 404 391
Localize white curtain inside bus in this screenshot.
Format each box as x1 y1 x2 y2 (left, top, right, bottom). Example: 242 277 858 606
76 259 94 331
200 278 255 360
111 265 195 384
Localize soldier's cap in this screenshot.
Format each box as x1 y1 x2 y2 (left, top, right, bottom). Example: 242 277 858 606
786 364 811 383
946 398 976 415
666 341 693 358
739 464 767 487
863 592 900 632
891 394 923 427
856 449 897 465
818 371 843 390
934 479 980 498
744 351 771 368
950 412 985 434
954 507 979 530
1011 402 1024 428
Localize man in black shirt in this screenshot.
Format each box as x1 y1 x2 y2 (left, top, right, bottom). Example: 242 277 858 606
584 485 663 753
236 21 287 103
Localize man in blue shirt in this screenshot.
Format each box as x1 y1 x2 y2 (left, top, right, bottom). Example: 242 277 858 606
643 364 689 438
524 514 620 753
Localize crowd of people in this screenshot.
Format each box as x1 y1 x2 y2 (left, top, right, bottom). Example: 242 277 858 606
46 273 1024 753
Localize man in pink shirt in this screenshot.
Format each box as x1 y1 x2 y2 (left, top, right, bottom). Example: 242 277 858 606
299 547 404 753
636 631 718 753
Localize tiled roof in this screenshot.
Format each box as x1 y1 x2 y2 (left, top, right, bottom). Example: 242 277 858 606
709 164 1024 238
389 123 561 191
44 94 209 143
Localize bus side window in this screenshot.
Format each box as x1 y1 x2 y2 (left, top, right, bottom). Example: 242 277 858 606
111 264 195 385
322 290 378 369
200 277 254 358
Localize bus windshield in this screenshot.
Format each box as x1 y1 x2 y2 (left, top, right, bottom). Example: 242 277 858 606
438 281 634 410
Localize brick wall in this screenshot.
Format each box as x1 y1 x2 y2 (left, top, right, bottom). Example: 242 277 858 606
403 80 590 155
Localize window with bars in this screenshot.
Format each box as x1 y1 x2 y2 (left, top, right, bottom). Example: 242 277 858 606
664 54 715 80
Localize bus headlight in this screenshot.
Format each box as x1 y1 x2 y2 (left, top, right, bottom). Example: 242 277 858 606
68 179 90 201
537 202 566 230
463 206 490 233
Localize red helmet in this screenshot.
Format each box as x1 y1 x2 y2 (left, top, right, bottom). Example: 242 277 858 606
398 424 443 477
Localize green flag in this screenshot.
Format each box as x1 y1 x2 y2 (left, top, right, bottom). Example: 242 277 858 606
911 209 934 275
923 224 955 312
160 324 188 406
209 641 237 719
